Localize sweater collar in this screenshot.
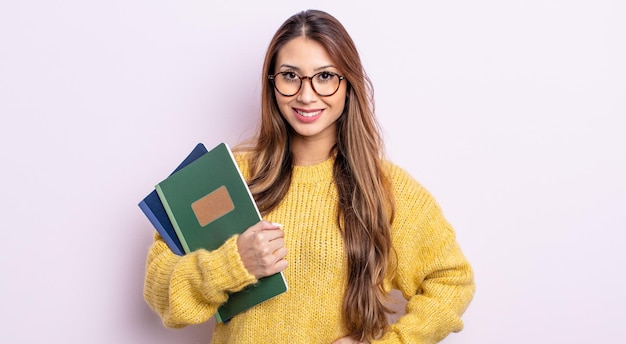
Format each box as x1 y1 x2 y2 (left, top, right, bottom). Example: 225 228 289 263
291 156 335 184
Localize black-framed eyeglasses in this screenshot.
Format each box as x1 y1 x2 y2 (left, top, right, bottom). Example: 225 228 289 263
268 71 345 97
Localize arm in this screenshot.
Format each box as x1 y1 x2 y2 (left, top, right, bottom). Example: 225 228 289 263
143 220 287 327
143 233 257 327
374 168 475 344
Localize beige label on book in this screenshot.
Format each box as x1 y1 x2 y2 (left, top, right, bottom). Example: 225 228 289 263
191 185 235 227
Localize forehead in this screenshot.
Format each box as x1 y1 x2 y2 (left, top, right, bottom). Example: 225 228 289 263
275 37 337 71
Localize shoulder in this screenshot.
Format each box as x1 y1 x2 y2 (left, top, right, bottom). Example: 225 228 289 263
382 160 430 204
382 159 453 234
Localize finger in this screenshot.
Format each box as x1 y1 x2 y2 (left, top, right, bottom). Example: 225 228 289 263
272 246 288 260
242 222 281 241
263 238 286 258
262 228 285 241
267 237 285 250
247 230 283 249
259 220 283 229
273 255 288 272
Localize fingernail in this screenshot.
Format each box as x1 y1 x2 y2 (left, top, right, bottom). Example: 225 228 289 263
271 222 283 228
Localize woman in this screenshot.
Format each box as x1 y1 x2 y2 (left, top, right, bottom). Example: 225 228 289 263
144 9 475 344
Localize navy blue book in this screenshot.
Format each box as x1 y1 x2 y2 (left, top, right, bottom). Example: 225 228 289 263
138 143 209 255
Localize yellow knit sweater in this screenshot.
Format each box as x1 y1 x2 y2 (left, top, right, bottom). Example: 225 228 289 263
143 155 475 343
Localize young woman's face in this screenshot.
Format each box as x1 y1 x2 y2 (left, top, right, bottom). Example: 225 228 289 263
273 36 347 146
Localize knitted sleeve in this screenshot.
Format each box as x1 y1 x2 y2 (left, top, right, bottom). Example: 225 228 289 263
374 164 475 344
143 233 257 328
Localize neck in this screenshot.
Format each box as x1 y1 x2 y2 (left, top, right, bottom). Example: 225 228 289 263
291 136 335 166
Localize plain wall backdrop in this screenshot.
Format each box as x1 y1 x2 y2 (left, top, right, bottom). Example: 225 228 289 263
1 0 624 343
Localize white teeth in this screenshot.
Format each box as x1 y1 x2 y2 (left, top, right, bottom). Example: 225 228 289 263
296 109 322 117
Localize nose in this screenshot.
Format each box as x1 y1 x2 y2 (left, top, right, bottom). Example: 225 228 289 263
296 77 317 103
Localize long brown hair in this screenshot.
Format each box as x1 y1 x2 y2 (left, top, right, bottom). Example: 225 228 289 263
245 10 396 341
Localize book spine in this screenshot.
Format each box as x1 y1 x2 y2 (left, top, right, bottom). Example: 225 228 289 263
214 311 225 323
156 184 191 254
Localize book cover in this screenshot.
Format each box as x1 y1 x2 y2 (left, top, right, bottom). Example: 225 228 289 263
155 142 288 323
138 143 209 256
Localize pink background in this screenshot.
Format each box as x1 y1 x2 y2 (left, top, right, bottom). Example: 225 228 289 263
1 1 624 343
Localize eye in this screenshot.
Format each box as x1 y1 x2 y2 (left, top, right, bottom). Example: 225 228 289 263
280 72 300 83
315 72 335 83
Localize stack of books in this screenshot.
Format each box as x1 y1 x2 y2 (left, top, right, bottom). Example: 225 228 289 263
138 142 288 323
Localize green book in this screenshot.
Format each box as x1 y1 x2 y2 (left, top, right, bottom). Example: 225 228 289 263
155 142 288 323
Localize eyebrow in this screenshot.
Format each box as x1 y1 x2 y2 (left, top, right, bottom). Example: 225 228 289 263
278 64 338 72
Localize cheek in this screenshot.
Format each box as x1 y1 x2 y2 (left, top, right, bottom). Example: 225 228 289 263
274 94 290 115
337 86 348 109
333 92 348 114
335 99 346 115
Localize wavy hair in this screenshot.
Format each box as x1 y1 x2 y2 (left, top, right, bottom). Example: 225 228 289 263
243 10 396 341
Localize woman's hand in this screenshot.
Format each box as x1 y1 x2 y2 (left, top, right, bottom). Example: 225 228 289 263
236 220 288 279
331 336 369 344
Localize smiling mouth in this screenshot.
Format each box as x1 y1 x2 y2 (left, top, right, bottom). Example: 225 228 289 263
295 109 322 117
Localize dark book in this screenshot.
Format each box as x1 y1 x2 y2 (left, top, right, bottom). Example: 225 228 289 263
138 143 208 255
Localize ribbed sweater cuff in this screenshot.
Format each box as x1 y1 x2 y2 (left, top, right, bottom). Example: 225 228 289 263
199 235 257 294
